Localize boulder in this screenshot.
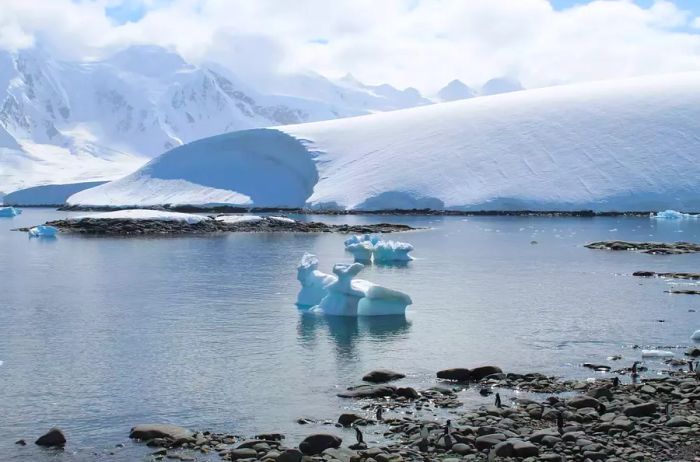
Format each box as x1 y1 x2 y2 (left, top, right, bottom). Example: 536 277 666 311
35 428 66 447
338 413 363 427
323 447 360 462
396 387 419 399
623 402 657 417
475 433 506 450
665 416 691 427
229 448 258 460
278 448 303 462
436 368 471 382
470 366 503 382
488 441 514 460
567 396 601 409
129 424 192 442
337 385 396 398
511 439 539 457
362 369 405 383
299 434 342 455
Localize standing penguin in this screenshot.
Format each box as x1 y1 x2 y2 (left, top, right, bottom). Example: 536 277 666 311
376 406 383 422
494 393 502 408
557 412 564 435
354 425 364 445
612 377 620 388
417 424 429 452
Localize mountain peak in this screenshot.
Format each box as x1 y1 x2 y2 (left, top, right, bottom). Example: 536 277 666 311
481 76 524 96
437 79 476 101
105 45 190 77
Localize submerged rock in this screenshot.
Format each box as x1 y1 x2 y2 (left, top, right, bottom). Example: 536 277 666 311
129 424 192 442
337 384 396 398
35 428 66 447
436 368 471 382
362 369 405 383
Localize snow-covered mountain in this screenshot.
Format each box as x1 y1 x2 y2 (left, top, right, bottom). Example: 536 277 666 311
0 45 432 194
69 73 700 212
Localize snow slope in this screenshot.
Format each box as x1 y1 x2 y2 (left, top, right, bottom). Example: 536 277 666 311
70 73 700 212
2 181 107 205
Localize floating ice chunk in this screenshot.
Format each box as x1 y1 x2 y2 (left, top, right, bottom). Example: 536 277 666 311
373 240 414 263
296 253 337 307
345 241 374 262
313 262 412 316
215 215 263 224
344 234 380 247
269 216 295 223
28 225 58 238
691 330 700 341
641 349 674 358
74 209 210 224
652 210 699 219
0 206 21 217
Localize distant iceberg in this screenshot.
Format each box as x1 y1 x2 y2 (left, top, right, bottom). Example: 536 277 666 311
652 210 699 219
641 349 674 358
344 234 414 263
296 253 337 307
345 241 375 263
311 262 412 316
692 330 700 341
28 225 58 238
0 206 21 217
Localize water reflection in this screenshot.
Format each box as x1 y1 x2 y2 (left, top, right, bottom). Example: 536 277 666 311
297 310 411 359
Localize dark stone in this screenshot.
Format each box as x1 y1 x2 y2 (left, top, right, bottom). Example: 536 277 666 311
15 439 26 446
338 413 363 427
567 396 601 409
277 448 303 462
255 433 285 441
362 369 405 383
470 366 503 382
35 428 66 447
686 347 700 357
475 433 506 450
436 368 471 382
396 387 419 399
129 424 192 442
229 448 258 460
298 434 342 455
337 385 396 398
623 402 657 417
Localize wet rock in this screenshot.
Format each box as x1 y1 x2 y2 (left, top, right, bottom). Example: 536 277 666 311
665 416 691 427
475 433 506 450
396 387 419 399
623 402 657 417
229 448 258 460
15 439 26 446
278 448 303 462
685 347 700 357
511 439 538 457
129 424 192 442
470 366 503 382
488 440 514 460
436 368 471 382
298 434 341 455
337 385 396 398
35 428 66 447
338 413 363 427
362 370 405 383
568 396 601 409
451 443 472 455
255 433 285 441
322 447 360 462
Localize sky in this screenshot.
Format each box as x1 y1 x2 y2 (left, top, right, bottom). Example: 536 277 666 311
2 0 700 93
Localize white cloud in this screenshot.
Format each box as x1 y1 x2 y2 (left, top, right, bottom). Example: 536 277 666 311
1 0 700 92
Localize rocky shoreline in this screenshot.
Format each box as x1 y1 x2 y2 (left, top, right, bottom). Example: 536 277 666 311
585 241 700 255
17 217 417 236
18 364 700 462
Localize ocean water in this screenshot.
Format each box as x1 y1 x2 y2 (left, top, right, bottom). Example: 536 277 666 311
1 209 698 460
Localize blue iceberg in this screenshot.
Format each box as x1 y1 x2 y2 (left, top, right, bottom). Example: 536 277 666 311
28 225 58 238
0 206 22 217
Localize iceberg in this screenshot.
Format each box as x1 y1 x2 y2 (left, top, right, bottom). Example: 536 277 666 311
641 349 674 358
344 234 414 263
296 253 337 307
691 330 700 341
373 240 414 263
28 225 58 238
0 206 21 217
312 262 412 316
652 210 699 220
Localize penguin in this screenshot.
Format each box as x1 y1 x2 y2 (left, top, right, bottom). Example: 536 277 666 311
665 402 672 416
556 412 564 435
376 405 383 422
689 360 695 373
597 402 607 415
417 424 429 452
419 423 429 440
612 377 620 388
354 425 364 445
494 393 502 408
631 361 641 382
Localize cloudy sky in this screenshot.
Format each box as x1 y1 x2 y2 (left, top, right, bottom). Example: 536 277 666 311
2 0 700 92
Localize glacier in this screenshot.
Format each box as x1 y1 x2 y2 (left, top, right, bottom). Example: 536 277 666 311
69 73 700 212
2 181 107 206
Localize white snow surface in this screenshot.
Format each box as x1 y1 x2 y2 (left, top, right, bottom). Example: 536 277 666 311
215 215 263 224
641 350 674 358
3 181 106 205
70 73 700 212
73 209 210 223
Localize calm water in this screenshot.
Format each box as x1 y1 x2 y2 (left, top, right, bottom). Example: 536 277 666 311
1 209 699 460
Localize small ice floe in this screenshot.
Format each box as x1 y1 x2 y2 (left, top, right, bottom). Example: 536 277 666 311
215 215 263 224
651 209 699 220
0 206 21 217
28 225 58 238
641 349 674 358
343 234 414 264
296 253 337 307
312 262 412 316
74 209 210 224
691 330 700 341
